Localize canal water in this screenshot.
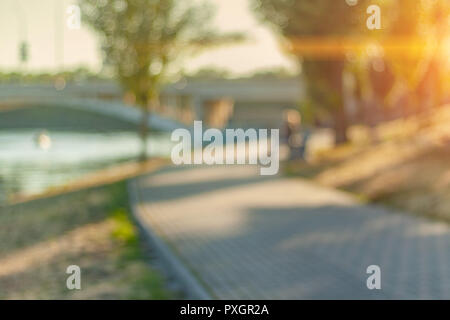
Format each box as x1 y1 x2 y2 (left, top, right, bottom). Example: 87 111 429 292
0 129 173 204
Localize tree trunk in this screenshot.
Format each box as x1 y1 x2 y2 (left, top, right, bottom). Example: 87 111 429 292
329 60 348 145
333 78 349 145
139 106 150 161
333 106 349 145
138 92 159 161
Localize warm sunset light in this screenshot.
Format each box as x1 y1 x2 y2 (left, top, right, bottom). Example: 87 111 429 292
1 0 450 311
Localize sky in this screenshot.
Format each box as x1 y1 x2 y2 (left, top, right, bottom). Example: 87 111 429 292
0 0 298 76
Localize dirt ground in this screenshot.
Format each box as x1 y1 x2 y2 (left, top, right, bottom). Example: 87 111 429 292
0 182 175 299
286 106 450 222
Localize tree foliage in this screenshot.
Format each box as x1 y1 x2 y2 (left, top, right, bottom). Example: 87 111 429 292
253 0 450 142
253 0 372 143
385 0 450 111
80 0 242 158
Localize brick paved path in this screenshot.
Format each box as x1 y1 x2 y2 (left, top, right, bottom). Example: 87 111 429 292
130 165 450 299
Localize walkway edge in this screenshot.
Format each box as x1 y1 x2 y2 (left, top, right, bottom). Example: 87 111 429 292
127 178 212 300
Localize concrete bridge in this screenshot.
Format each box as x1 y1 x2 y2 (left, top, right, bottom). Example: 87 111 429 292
0 83 186 132
0 77 304 132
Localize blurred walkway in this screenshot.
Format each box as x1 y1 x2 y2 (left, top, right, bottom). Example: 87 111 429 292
130 165 450 299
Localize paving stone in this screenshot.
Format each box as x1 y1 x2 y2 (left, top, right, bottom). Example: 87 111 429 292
132 165 450 299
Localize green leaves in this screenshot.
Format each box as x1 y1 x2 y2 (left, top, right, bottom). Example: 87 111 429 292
80 0 242 107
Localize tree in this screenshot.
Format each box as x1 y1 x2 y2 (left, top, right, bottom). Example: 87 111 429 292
80 0 242 159
382 0 450 113
253 0 371 144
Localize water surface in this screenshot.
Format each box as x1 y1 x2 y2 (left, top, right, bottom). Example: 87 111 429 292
0 130 173 203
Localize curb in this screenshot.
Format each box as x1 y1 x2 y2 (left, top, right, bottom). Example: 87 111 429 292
127 178 212 300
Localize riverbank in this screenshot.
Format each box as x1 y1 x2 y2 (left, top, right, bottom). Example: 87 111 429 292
0 181 176 299
285 106 450 222
0 127 173 205
8 157 169 205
